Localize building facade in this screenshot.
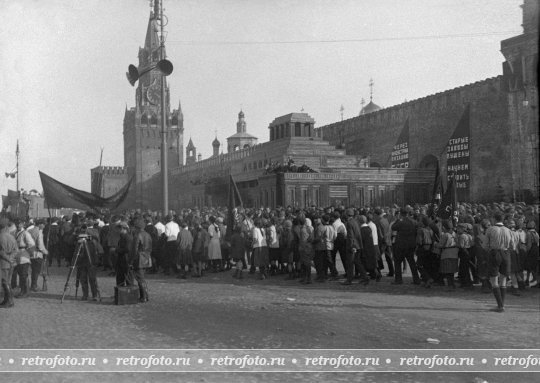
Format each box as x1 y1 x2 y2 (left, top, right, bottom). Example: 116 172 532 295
140 112 432 211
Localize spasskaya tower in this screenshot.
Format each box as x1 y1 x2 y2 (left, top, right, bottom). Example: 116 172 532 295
123 2 183 208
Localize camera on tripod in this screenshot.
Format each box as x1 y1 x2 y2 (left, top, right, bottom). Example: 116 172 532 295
77 233 89 243
76 224 90 243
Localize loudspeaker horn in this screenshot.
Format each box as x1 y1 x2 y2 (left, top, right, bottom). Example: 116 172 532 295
126 59 174 86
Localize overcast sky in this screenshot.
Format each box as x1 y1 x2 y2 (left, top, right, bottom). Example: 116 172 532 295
0 0 522 197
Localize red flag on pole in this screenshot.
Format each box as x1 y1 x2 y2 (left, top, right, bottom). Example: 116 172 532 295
39 171 132 211
437 172 458 222
226 175 243 239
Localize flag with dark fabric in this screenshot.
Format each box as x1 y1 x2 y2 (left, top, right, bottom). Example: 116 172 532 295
39 171 132 211
390 118 410 168
226 174 243 239
437 173 458 222
427 160 444 217
446 104 471 202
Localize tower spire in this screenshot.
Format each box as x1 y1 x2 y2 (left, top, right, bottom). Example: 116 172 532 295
154 0 160 20
369 78 374 102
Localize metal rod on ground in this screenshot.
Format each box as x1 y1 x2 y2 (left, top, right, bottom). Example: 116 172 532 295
42 207 52 291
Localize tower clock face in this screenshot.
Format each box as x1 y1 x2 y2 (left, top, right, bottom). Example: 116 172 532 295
146 80 160 105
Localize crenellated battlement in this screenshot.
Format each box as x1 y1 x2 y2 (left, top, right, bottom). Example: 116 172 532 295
94 166 128 176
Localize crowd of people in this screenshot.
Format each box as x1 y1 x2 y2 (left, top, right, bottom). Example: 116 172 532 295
0 201 538 313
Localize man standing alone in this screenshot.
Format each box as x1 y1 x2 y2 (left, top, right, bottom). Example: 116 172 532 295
485 212 513 312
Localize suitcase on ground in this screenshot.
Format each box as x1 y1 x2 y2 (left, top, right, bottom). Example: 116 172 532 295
114 285 139 305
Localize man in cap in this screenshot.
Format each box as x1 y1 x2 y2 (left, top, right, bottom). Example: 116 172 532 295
115 221 133 286
130 218 152 302
0 218 18 308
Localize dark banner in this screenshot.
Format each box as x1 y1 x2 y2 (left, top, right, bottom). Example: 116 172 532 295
391 118 409 168
446 105 470 201
226 174 243 239
437 173 458 222
39 171 132 211
427 160 444 218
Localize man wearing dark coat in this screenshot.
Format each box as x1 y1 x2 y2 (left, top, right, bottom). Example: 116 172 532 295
115 222 133 286
43 217 61 267
74 223 100 301
392 208 421 285
359 215 381 281
342 209 368 285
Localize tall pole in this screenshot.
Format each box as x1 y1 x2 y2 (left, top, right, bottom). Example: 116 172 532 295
16 139 20 194
160 0 169 215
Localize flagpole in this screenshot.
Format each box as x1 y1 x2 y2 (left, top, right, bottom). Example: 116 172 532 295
16 140 20 194
159 0 169 216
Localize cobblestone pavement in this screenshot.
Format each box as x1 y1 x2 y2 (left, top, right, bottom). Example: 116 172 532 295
1 265 538 383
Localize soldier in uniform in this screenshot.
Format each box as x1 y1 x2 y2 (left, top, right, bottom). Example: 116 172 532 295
130 218 152 302
0 218 18 308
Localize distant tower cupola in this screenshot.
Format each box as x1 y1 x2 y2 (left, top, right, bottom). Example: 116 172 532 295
359 78 382 115
227 110 258 153
212 135 220 157
237 110 246 133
